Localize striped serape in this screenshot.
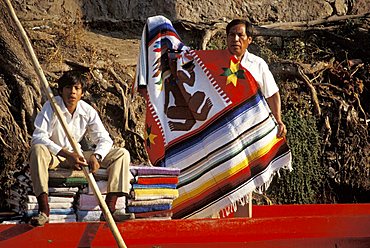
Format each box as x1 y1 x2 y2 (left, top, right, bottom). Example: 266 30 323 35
131 188 179 200
134 15 292 218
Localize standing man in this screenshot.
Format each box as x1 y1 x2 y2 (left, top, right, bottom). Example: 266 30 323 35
226 19 287 138
29 70 131 226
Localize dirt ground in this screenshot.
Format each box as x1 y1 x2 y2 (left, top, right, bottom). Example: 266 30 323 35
80 30 140 67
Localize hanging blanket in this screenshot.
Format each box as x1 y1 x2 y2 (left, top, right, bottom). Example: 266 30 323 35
135 15 292 219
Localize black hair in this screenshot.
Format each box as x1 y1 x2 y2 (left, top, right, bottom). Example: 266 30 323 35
226 19 253 37
57 70 88 94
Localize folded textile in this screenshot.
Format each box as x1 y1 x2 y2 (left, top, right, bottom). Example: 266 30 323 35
76 210 101 222
131 188 179 200
23 202 73 210
134 176 179 185
132 184 177 189
127 199 173 206
78 194 126 211
48 187 79 197
27 195 74 203
49 219 76 223
86 180 108 195
130 166 180 176
94 169 109 180
127 204 171 213
49 177 88 187
134 209 173 219
48 214 76 221
49 168 85 178
25 208 75 217
48 187 80 193
49 191 78 197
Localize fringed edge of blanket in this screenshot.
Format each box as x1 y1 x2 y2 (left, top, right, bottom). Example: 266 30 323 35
219 155 292 218
189 151 292 219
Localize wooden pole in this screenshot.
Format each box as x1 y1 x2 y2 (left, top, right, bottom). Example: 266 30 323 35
4 1 127 247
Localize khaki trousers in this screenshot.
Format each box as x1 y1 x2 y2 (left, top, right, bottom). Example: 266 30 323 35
29 144 131 197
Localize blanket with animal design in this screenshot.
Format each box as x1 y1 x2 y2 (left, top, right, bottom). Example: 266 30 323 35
134 15 292 219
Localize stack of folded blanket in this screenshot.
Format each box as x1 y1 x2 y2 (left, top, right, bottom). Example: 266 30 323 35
76 192 126 222
76 169 128 222
128 166 180 219
7 171 35 223
25 194 76 223
7 166 85 223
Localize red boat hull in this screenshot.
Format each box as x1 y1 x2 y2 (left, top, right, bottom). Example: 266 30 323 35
0 204 369 247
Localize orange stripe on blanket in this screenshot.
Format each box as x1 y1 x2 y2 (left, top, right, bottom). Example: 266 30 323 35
172 138 286 212
137 177 179 185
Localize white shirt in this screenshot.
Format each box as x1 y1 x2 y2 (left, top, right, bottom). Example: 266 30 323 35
32 96 113 159
241 51 279 98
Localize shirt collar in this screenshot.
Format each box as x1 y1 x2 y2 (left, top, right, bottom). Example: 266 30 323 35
55 96 87 117
241 50 252 63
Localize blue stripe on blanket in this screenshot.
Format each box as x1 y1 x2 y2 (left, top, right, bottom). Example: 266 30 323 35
127 204 171 213
148 23 180 41
132 184 177 189
157 92 268 167
25 208 75 217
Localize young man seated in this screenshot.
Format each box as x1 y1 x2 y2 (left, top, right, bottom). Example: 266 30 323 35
29 70 132 226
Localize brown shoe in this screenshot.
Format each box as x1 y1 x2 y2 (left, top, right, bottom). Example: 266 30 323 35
113 211 135 222
30 212 49 226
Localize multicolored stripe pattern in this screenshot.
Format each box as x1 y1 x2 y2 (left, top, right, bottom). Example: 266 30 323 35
136 15 292 219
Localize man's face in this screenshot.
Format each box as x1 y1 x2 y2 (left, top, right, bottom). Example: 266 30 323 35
227 24 252 60
61 83 84 112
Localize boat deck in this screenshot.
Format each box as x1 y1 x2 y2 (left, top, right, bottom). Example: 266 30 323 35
0 203 369 247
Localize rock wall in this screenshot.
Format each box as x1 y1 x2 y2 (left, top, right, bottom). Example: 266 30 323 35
15 0 370 24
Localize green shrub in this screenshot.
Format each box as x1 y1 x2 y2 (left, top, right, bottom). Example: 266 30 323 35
266 110 325 204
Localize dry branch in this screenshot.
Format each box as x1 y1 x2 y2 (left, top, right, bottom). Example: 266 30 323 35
298 67 322 116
